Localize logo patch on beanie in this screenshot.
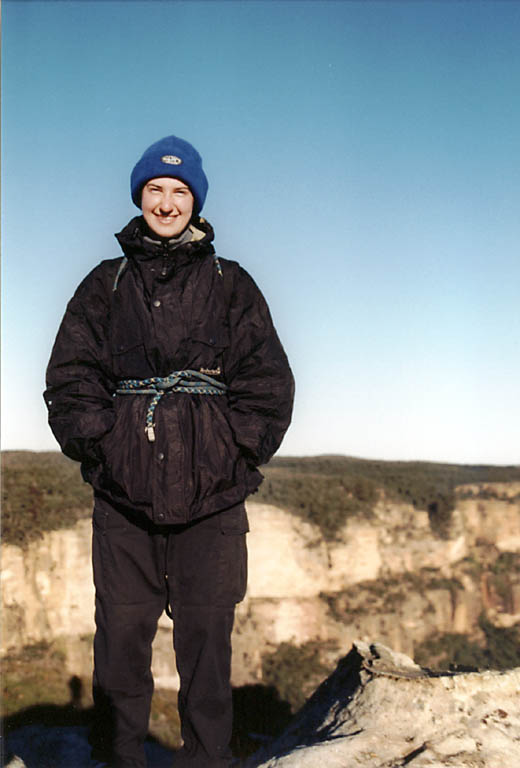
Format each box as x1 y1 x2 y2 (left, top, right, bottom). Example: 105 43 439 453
161 155 182 165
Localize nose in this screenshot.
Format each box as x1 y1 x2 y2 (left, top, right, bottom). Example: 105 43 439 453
159 193 176 213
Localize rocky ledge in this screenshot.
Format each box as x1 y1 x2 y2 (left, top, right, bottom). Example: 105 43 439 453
246 641 520 768
5 643 519 768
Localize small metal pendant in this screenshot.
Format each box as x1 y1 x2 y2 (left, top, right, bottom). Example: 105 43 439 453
146 425 156 442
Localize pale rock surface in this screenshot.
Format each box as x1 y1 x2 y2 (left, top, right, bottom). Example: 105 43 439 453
1 519 94 646
458 483 520 553
245 642 520 768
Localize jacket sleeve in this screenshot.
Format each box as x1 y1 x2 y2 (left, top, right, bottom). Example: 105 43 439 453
43 265 116 464
225 265 295 466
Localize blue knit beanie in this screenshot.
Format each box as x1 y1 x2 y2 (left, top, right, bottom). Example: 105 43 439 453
130 135 208 214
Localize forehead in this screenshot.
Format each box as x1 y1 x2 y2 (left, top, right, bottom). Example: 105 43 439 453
144 177 191 190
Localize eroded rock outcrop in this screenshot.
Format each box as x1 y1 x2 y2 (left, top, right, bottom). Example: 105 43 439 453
245 642 520 767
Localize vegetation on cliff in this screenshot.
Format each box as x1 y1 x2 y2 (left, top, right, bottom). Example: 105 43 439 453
256 455 520 539
2 452 93 547
414 615 520 671
3 450 520 545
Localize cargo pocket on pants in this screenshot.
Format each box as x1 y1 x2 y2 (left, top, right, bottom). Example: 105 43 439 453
218 503 249 605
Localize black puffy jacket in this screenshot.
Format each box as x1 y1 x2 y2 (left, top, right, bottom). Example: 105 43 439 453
44 216 294 524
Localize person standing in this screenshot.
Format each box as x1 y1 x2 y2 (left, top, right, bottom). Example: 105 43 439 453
44 134 294 768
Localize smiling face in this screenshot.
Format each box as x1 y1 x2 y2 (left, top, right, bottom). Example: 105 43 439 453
141 177 194 237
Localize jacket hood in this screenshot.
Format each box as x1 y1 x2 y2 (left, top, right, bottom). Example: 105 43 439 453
115 215 215 261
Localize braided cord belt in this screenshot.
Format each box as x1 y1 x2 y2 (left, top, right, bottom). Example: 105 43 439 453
116 369 228 442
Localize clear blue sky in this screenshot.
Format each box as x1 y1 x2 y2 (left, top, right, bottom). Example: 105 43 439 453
2 0 519 465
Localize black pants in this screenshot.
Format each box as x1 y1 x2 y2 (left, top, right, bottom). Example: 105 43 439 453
90 494 248 768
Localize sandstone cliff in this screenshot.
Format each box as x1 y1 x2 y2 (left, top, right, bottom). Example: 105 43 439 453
2 484 520 691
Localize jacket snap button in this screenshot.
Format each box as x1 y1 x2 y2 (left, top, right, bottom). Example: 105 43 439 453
209 337 215 345
157 512 165 522
153 299 161 308
158 452 165 461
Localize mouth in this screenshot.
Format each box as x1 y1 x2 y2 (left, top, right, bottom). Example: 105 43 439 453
156 215 177 224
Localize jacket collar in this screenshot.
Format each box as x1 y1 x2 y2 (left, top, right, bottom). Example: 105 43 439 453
115 215 215 262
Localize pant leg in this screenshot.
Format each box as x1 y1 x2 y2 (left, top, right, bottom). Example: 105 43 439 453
168 503 249 768
91 495 166 768
173 606 235 767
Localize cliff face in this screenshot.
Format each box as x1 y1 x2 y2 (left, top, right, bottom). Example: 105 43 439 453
232 484 520 684
2 483 520 688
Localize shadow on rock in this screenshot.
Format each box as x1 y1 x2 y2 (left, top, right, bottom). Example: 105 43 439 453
231 684 292 759
2 675 174 768
3 677 295 767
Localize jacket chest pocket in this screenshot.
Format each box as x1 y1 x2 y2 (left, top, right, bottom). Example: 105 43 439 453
190 325 230 374
111 338 150 379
